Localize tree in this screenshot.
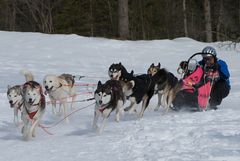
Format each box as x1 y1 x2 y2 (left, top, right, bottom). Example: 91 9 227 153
204 0 212 42
216 0 224 41
24 0 56 33
118 0 129 39
183 0 188 37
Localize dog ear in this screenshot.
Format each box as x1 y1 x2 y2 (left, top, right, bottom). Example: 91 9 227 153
119 62 122 65
150 63 154 67
130 70 134 75
157 62 161 68
36 86 43 94
129 80 135 88
97 81 102 86
7 85 11 90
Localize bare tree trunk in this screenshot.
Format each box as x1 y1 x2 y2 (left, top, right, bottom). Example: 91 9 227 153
216 0 223 41
107 0 114 36
204 0 212 42
191 11 194 38
23 0 58 33
118 0 129 39
89 0 94 36
140 0 146 39
5 0 17 31
239 0 240 27
183 0 188 37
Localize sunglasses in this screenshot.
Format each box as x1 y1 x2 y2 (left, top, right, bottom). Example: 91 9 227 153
203 56 214 61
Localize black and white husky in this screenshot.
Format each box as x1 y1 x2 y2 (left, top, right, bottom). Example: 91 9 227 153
108 62 132 81
21 81 45 140
93 80 125 134
121 71 156 117
7 69 34 126
108 62 156 117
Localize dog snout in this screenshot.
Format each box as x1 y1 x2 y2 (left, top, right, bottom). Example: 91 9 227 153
9 100 13 104
110 74 113 78
29 98 33 102
45 86 49 90
99 100 103 105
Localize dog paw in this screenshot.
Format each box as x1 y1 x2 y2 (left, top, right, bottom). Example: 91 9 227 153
23 135 30 141
115 118 120 123
138 113 144 118
23 132 30 141
96 128 103 135
124 106 131 111
92 124 98 130
65 118 69 124
128 109 137 114
55 111 62 116
154 108 159 111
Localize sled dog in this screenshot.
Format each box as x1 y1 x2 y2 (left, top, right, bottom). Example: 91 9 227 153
108 62 132 81
120 71 156 117
7 69 34 126
152 68 181 112
147 63 161 76
43 73 76 122
93 80 125 134
21 81 45 140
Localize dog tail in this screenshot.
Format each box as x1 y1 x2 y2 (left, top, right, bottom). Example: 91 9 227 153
20 69 34 81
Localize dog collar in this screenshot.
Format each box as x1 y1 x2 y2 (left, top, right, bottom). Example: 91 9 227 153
46 83 62 93
99 107 105 113
56 83 63 90
98 104 109 113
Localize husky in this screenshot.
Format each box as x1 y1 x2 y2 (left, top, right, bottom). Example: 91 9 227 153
148 63 181 112
7 69 34 126
152 68 181 112
43 73 76 122
93 80 125 134
119 70 156 117
108 62 133 80
21 81 45 140
147 63 161 76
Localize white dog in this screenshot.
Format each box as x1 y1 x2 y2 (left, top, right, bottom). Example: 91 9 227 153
21 81 45 140
43 74 76 122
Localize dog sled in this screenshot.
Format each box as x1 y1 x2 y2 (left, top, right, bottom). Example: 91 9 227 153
174 52 220 111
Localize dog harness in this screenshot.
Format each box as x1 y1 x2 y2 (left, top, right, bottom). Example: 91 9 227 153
28 111 38 120
26 95 45 120
17 102 23 110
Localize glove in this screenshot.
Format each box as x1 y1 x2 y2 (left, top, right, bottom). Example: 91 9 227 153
205 70 220 82
205 63 219 72
179 61 188 71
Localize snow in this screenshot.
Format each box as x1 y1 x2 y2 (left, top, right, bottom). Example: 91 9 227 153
0 31 240 161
